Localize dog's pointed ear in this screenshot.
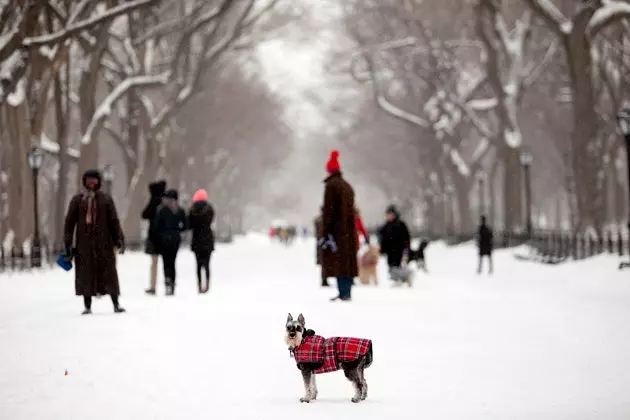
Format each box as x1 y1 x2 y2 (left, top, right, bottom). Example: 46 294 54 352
297 313 305 325
286 313 293 324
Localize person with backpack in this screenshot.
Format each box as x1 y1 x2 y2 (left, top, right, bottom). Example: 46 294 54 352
142 180 167 295
153 189 187 296
188 189 215 293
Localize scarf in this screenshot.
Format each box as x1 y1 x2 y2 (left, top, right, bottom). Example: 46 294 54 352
84 191 97 226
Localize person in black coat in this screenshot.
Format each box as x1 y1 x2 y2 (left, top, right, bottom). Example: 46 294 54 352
142 180 166 295
477 215 493 274
153 189 187 295
378 205 411 281
188 189 215 294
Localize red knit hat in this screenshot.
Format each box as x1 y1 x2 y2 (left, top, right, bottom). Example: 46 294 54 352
326 150 340 174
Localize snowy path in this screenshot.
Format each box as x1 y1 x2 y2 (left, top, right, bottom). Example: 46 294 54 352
1 235 629 420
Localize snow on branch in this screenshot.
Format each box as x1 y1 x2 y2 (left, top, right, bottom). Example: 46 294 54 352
23 0 160 48
587 0 630 38
81 72 170 145
376 95 429 128
524 0 571 35
40 133 80 161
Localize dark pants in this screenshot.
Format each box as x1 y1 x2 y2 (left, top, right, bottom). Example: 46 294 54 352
478 253 493 274
161 245 179 286
84 295 119 309
195 251 211 286
337 277 353 299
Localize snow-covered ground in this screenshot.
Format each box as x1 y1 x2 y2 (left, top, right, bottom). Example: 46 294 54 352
1 234 629 419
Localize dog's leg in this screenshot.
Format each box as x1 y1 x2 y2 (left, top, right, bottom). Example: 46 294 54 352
359 367 368 400
310 373 318 400
344 366 364 403
300 370 313 403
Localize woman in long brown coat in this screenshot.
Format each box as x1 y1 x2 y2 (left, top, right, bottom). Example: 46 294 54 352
320 150 358 301
63 170 126 315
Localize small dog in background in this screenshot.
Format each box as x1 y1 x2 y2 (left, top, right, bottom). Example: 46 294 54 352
407 239 429 273
358 244 380 285
285 313 373 403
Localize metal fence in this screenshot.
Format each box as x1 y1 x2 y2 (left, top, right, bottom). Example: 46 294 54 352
0 232 234 273
368 226 630 268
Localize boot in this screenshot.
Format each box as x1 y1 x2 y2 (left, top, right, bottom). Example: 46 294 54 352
165 281 175 296
81 308 92 315
145 288 156 295
329 295 340 302
114 306 126 313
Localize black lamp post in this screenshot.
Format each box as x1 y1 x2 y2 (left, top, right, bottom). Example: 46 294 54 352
102 164 114 195
27 146 44 268
616 108 630 269
520 147 533 238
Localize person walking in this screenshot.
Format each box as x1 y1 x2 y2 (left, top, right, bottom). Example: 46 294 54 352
319 150 358 302
314 207 329 287
188 189 215 294
477 215 493 274
142 180 167 295
378 205 411 283
154 189 187 296
62 169 126 314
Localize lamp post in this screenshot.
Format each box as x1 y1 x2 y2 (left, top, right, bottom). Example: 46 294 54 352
519 147 533 238
27 147 44 268
477 171 486 219
616 107 630 269
102 164 114 195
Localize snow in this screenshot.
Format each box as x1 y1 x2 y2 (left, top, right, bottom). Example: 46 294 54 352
1 235 630 419
504 128 522 148
40 132 81 159
467 98 498 111
449 148 470 176
588 0 630 35
560 21 573 35
6 78 25 106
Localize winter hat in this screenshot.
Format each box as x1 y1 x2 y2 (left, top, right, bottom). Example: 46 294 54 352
82 169 102 189
192 189 208 203
163 189 179 200
325 150 341 174
386 205 399 217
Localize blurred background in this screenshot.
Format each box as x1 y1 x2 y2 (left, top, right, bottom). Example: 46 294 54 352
1 0 629 248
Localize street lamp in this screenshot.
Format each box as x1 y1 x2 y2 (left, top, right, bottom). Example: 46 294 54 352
616 107 630 269
102 164 114 194
519 147 533 238
27 146 44 268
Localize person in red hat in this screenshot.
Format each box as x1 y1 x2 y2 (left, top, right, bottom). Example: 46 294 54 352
319 150 359 301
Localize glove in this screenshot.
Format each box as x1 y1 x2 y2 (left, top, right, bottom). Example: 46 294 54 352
402 249 409 265
117 240 126 255
320 234 337 252
62 244 74 260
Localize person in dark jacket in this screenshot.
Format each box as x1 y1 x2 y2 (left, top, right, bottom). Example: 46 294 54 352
378 205 411 282
153 189 187 295
142 180 166 295
63 170 126 314
477 215 493 274
188 189 215 294
320 150 358 302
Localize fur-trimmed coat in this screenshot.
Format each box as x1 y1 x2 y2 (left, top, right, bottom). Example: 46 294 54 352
63 191 124 297
321 172 358 278
293 330 372 374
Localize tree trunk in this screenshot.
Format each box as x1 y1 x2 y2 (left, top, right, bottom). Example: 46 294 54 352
502 145 523 232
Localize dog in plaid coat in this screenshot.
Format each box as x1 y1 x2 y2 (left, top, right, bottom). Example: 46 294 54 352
285 313 373 403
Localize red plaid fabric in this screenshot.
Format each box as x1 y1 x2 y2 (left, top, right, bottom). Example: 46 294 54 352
294 335 372 374
294 335 325 364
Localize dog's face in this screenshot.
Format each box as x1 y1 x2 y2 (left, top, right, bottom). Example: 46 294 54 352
285 313 305 349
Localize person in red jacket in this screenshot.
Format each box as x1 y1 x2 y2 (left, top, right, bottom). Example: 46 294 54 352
355 208 369 249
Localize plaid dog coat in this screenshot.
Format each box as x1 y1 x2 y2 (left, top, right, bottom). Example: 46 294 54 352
293 334 372 374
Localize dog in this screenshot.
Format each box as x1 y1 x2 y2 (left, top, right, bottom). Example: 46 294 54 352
285 313 373 403
358 244 380 285
407 239 429 273
389 265 414 287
